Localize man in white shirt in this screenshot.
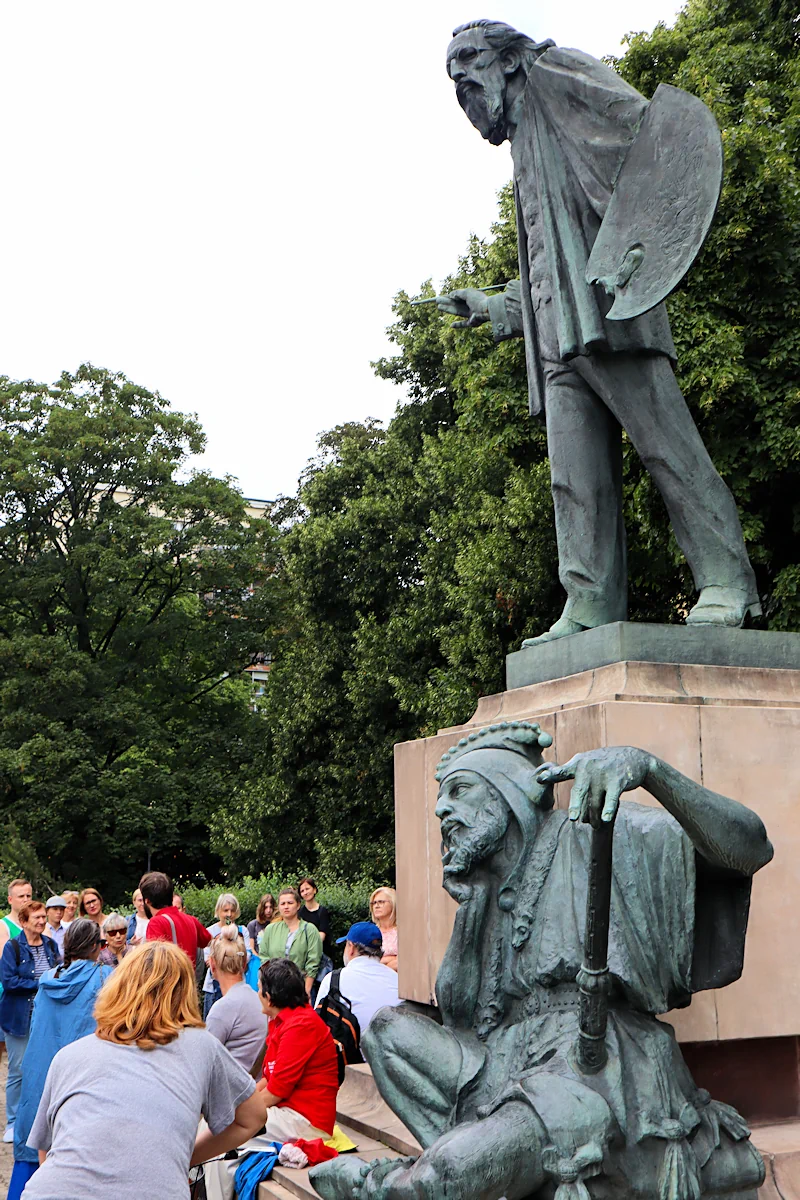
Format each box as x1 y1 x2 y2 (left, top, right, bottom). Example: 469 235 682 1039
315 922 400 1034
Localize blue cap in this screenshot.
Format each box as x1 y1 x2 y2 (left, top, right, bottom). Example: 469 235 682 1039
336 921 383 949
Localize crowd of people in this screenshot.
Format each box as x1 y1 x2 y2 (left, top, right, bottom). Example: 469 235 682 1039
0 872 401 1199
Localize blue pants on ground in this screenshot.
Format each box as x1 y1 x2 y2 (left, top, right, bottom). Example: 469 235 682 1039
5 1033 29 1127
7 1161 37 1200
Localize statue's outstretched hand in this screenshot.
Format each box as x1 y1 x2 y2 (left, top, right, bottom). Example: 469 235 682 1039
536 747 655 827
435 288 490 328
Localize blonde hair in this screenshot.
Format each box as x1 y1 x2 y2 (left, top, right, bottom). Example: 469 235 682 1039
94 942 203 1051
214 892 241 920
369 886 397 927
63 891 79 906
210 924 247 977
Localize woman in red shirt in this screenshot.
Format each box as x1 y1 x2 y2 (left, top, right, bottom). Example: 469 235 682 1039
258 957 338 1139
202 957 339 1200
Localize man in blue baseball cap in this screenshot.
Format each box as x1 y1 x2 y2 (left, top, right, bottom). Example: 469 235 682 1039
315 921 400 1035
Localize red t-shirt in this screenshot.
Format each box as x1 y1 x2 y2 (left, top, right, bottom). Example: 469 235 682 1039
264 1005 338 1134
146 907 211 960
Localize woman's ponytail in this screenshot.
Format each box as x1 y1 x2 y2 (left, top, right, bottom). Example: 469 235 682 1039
210 923 247 977
56 917 101 977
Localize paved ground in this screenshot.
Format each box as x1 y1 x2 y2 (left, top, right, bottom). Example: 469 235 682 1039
0 1056 12 1191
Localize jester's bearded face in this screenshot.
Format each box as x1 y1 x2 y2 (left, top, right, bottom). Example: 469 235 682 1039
435 770 512 878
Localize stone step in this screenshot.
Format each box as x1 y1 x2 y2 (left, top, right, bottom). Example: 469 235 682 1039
256 1115 404 1200
335 1063 421 1158
752 1121 800 1200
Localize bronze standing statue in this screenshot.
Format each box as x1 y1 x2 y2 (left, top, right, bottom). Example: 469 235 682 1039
432 20 759 645
311 721 772 1200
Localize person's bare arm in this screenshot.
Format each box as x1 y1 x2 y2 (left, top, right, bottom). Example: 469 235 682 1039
0 923 9 952
191 1091 265 1166
255 1076 283 1109
38 1151 46 1166
537 746 774 877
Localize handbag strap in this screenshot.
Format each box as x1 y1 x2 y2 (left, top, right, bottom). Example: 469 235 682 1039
165 916 178 945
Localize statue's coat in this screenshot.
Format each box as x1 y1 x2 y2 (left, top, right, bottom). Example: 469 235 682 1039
512 48 677 415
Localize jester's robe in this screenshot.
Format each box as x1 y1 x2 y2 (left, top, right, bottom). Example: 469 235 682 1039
433 802 764 1200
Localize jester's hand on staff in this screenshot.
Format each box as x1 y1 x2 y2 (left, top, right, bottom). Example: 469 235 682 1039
536 747 656 827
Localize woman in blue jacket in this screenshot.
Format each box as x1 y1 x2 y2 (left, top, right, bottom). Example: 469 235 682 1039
0 902 59 1143
7 918 112 1200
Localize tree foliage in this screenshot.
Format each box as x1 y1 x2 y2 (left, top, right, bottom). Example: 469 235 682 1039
221 0 800 884
0 365 283 898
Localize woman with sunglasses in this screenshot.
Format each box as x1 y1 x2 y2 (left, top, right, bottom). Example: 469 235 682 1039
98 915 129 967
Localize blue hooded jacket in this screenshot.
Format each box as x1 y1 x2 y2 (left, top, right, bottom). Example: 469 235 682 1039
13 959 113 1164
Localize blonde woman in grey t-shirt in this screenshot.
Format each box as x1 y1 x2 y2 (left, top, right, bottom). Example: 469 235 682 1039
206 925 267 1071
24 941 265 1200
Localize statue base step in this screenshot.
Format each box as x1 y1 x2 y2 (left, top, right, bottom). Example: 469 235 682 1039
395 651 800 1128
506 621 800 689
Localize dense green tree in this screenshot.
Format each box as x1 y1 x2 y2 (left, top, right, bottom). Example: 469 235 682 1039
223 0 800 884
0 365 283 899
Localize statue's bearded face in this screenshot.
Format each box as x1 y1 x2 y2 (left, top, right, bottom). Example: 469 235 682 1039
435 770 510 877
446 30 510 146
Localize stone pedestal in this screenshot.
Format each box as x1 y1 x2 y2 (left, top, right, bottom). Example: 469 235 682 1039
394 630 800 1129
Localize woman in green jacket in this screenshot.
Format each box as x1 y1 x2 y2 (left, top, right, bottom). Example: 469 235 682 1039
258 888 322 996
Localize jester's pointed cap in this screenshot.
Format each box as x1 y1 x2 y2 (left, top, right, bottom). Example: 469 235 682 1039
435 720 553 782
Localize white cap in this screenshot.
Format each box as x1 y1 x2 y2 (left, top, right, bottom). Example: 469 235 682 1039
45 896 66 909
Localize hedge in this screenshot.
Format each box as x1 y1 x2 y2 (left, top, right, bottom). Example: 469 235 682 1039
174 875 379 944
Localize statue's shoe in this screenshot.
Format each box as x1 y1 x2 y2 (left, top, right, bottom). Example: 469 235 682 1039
309 1157 370 1200
521 616 588 648
685 586 762 628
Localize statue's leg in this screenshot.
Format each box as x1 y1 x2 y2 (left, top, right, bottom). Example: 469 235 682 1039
362 1005 464 1149
537 358 628 631
574 353 758 622
311 1101 546 1200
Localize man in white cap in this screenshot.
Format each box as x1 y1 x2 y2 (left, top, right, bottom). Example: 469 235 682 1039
44 897 67 957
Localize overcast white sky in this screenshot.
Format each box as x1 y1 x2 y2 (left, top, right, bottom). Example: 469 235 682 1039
0 1 682 500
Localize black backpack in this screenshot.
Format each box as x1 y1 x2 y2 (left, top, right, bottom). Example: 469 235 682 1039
317 969 363 1084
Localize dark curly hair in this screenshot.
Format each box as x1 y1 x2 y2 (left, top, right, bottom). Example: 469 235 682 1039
259 957 308 1009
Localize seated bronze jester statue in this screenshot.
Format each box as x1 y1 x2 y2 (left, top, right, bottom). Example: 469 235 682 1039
311 722 773 1200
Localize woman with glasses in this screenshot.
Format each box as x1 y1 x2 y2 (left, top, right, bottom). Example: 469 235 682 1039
7 919 112 1200
98 915 129 967
22 941 264 1200
369 887 398 971
78 888 107 931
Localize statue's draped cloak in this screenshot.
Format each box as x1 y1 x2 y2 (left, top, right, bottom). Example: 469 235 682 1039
435 803 758 1196
512 47 677 415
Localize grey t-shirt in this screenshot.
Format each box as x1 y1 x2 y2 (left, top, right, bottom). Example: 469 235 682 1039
25 1027 255 1200
205 980 267 1071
